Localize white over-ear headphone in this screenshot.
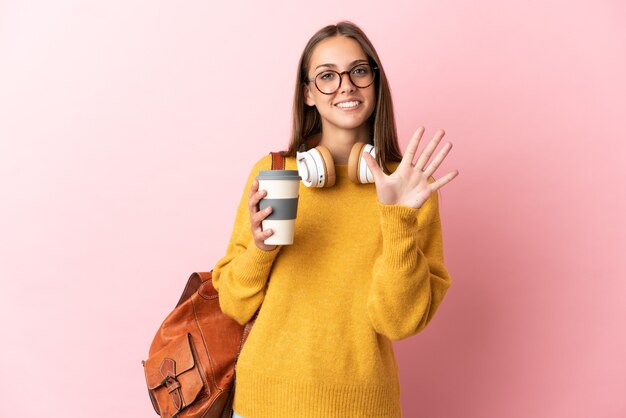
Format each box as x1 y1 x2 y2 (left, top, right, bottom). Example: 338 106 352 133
296 141 376 187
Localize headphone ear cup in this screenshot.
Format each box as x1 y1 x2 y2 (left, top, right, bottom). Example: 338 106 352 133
314 145 336 187
348 142 374 184
296 144 336 187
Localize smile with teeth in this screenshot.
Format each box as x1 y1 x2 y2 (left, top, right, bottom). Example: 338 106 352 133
335 100 361 109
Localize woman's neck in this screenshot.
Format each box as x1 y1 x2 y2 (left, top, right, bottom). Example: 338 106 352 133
318 124 370 164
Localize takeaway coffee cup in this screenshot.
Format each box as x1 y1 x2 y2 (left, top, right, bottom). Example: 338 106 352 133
255 170 301 245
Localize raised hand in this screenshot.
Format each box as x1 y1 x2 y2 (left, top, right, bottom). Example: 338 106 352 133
362 127 459 209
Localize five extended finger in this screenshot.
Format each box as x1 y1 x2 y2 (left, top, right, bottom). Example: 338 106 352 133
423 142 453 178
400 127 425 169
414 129 445 171
429 170 459 192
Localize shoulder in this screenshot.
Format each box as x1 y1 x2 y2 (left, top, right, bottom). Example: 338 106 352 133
251 153 274 171
244 154 274 180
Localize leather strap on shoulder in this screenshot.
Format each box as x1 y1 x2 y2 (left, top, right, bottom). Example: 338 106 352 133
270 152 285 170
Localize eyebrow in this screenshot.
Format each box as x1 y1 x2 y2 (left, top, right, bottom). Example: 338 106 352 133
314 59 369 71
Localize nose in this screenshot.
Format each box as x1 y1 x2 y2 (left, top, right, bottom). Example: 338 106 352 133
339 71 356 93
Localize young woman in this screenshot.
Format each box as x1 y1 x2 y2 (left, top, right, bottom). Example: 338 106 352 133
213 21 458 418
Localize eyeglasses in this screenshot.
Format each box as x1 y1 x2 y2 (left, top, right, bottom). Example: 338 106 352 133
306 63 378 95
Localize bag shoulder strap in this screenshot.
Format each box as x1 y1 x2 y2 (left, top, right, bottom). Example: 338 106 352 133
270 151 286 170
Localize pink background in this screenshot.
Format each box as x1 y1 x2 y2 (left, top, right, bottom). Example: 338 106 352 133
1 1 625 417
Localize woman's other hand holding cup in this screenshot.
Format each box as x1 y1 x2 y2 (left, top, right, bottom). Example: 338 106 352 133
248 179 277 251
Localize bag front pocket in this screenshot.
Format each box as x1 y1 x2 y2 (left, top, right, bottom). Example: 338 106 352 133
144 333 204 418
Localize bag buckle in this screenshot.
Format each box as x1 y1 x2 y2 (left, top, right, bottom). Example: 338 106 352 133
159 358 184 411
160 374 174 386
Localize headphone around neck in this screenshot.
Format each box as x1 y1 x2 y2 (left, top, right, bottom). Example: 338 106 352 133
296 139 376 188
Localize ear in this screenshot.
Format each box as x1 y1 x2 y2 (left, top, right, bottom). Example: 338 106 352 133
303 84 315 107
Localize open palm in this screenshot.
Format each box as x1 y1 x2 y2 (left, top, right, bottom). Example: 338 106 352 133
362 127 459 209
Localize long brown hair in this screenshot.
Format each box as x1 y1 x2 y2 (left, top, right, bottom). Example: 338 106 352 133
284 21 402 174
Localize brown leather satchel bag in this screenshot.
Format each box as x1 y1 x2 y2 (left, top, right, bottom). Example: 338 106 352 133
142 152 285 418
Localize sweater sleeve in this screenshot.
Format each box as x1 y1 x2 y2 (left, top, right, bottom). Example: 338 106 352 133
212 155 282 325
366 186 452 341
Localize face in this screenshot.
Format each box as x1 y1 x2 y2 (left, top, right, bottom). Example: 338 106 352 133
304 36 377 136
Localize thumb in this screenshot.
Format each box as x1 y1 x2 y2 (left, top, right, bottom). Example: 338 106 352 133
362 151 384 181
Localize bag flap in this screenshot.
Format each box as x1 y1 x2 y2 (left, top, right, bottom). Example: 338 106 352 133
144 333 197 390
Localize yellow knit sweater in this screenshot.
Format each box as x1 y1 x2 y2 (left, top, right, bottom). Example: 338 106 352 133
212 153 451 418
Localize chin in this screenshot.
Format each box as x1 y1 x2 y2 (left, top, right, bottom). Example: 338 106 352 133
334 115 372 130
338 121 370 130
322 112 374 131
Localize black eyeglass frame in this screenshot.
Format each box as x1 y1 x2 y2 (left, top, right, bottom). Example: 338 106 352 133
305 63 379 95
